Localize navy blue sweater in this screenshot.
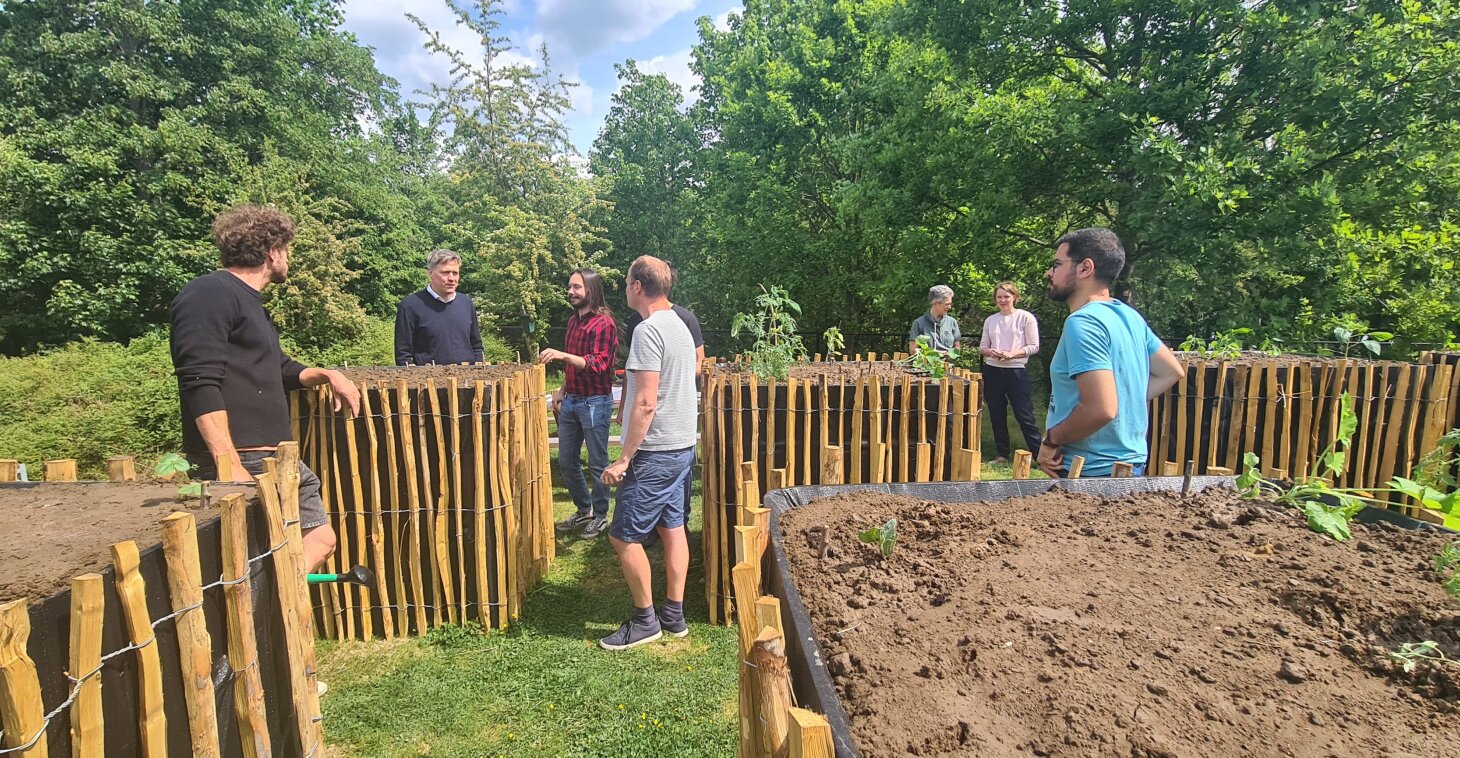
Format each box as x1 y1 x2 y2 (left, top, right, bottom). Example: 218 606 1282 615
394 290 484 366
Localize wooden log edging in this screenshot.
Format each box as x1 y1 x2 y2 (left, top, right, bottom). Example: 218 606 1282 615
703 363 982 625
0 458 321 756
291 363 554 639
1149 356 1456 510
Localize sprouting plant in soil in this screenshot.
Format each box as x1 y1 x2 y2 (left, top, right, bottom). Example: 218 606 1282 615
1178 327 1250 359
155 452 208 504
1388 641 1458 672
730 284 807 380
858 518 898 558
1436 542 1460 600
902 335 957 378
1331 324 1393 358
822 326 845 359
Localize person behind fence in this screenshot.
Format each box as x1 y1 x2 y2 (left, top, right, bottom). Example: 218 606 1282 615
540 268 619 539
1037 228 1184 478
979 281 1042 463
170 204 361 573
598 255 698 651
394 248 484 366
909 284 962 354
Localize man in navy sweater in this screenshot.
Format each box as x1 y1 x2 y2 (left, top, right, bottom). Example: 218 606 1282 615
394 249 485 366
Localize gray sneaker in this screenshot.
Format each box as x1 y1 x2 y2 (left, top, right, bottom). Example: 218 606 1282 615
581 516 609 539
599 616 663 651
555 511 593 534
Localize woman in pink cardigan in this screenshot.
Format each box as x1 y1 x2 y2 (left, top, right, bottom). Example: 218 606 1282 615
979 281 1042 463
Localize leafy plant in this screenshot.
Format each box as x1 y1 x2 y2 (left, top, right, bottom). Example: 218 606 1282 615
858 518 898 558
154 452 205 502
1436 542 1460 600
1389 641 1458 672
902 335 958 378
1332 324 1393 358
822 326 845 359
1413 427 1460 492
1256 337 1285 356
1178 327 1251 359
1237 392 1380 540
730 284 807 380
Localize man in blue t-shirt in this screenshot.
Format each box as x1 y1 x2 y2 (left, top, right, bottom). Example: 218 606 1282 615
1038 228 1185 478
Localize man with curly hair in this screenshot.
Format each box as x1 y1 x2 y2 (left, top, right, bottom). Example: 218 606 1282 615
170 204 361 572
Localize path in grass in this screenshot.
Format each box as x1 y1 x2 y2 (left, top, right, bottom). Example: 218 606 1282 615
316 466 740 757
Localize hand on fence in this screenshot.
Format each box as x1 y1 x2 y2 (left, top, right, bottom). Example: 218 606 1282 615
326 371 361 417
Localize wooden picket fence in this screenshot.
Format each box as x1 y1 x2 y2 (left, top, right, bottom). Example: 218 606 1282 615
0 446 320 758
1147 356 1456 506
701 359 983 625
289 364 554 640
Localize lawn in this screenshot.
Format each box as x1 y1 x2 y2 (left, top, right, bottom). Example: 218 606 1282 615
315 383 1049 756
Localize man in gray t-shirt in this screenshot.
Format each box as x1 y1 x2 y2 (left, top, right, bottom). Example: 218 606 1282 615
598 255 700 651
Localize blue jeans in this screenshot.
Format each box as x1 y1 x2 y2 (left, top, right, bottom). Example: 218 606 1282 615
558 393 613 517
611 446 696 543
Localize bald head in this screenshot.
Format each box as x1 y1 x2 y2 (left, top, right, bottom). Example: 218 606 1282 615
628 255 673 299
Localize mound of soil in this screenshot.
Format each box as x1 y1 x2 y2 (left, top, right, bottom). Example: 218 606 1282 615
341 364 526 386
1173 351 1382 367
780 489 1459 757
0 482 252 604
713 361 947 383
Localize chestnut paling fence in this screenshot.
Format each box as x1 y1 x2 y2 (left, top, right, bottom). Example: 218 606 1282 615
287 364 554 640
0 449 320 758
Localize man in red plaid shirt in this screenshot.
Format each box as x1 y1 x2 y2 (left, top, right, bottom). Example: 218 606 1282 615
540 268 620 538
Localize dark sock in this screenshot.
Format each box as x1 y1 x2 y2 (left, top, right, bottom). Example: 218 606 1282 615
632 605 656 625
662 599 684 619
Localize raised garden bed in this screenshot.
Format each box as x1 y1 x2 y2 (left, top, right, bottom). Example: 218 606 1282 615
289 363 552 639
769 479 1459 757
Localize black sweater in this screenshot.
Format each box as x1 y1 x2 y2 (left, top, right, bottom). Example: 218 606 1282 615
170 271 307 454
394 289 484 366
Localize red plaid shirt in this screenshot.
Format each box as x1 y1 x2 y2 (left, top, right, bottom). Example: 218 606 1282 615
563 310 618 397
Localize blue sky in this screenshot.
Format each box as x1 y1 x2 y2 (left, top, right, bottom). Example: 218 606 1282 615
341 0 743 153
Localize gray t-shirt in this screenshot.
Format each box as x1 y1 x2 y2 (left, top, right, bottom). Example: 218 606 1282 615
622 308 699 451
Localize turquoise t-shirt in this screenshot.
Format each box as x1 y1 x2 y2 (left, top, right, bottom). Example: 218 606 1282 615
1046 300 1161 476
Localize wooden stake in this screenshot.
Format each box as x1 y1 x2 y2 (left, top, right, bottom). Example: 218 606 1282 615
1111 462 1134 478
0 460 18 482
1208 466 1234 476
397 381 429 634
0 599 46 758
45 458 77 481
755 596 784 639
161 513 221 757
448 377 468 621
752 627 794 758
111 540 168 757
273 443 324 746
1068 455 1086 479
220 493 272 758
1160 461 1180 477
915 442 932 482
850 376 865 484
767 468 788 492
108 455 136 482
820 445 843 486
472 381 492 628
789 708 834 758
1012 450 1032 480
257 472 324 756
68 574 105 758
359 385 395 639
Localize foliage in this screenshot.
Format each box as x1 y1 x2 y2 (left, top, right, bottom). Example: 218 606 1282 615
858 518 899 559
729 284 807 380
1178 328 1252 360
1389 640 1458 672
822 326 845 359
1331 324 1394 359
1436 542 1460 600
153 453 191 480
903 335 957 379
1237 392 1378 540
1414 428 1460 492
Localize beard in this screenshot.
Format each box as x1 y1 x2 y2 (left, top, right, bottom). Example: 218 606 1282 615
1045 279 1072 302
268 264 288 284
567 293 585 307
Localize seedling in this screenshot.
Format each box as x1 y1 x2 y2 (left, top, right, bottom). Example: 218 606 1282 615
1332 324 1392 358
1388 641 1458 672
1436 542 1460 600
858 518 898 558
155 452 207 503
1178 328 1251 359
902 335 958 378
730 284 808 380
822 326 845 359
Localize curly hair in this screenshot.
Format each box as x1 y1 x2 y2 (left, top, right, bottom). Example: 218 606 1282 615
212 205 295 268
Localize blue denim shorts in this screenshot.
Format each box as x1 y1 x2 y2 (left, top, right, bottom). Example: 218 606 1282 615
610 446 696 543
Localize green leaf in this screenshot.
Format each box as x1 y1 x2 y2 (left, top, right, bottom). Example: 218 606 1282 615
154 452 191 479
1361 338 1381 357
1336 393 1358 448
178 483 203 498
1300 501 1353 541
1322 449 1346 477
1368 331 1394 341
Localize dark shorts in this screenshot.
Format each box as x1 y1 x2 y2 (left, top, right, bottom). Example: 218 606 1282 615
189 451 329 530
610 446 696 544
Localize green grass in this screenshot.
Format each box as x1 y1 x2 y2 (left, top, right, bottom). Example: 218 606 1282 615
316 457 739 758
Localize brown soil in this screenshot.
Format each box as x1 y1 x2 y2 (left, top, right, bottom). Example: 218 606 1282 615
780 489 1459 757
1173 351 1382 367
712 361 943 383
0 482 252 604
341 364 526 386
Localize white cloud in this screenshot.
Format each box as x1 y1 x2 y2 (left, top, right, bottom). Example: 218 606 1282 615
536 0 699 60
714 9 738 31
640 48 699 103
344 0 537 101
